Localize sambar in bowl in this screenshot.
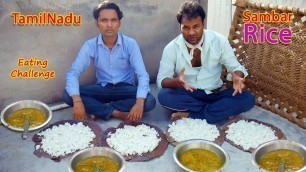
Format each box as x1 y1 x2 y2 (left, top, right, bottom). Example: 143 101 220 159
252 140 306 172
69 147 126 172
1 100 52 131
173 139 229 172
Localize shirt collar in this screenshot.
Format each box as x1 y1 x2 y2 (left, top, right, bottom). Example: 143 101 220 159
98 33 123 47
175 30 211 66
175 29 212 49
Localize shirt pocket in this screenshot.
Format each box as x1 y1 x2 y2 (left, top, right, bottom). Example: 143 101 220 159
117 55 130 70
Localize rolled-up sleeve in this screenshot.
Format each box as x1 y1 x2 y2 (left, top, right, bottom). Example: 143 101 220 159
65 41 93 96
129 40 150 99
219 38 248 81
157 45 176 88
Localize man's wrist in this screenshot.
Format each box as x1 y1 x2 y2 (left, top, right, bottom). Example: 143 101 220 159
73 99 82 104
234 71 244 78
72 95 82 104
175 77 181 87
136 98 145 102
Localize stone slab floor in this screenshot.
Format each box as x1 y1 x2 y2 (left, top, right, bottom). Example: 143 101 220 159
1 86 305 172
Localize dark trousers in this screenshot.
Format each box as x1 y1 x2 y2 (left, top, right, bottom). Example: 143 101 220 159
158 87 255 123
62 83 156 120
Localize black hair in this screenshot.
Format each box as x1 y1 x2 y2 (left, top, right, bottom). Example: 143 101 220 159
176 1 206 24
93 1 123 20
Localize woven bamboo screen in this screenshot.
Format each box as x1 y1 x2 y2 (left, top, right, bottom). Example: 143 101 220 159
228 0 306 128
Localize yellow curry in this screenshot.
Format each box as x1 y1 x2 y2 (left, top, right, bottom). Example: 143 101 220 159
76 156 120 172
7 108 46 128
179 148 223 172
260 149 305 172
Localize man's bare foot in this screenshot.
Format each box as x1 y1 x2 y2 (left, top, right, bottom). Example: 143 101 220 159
228 116 235 120
111 110 129 120
90 115 97 121
171 112 189 121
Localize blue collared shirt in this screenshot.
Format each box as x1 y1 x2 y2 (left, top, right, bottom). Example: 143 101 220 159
65 33 150 98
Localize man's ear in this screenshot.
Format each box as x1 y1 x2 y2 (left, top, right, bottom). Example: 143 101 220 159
95 20 99 28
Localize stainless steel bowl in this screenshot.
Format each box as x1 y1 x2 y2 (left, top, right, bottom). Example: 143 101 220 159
173 139 229 172
252 140 306 172
69 147 126 172
0 100 52 131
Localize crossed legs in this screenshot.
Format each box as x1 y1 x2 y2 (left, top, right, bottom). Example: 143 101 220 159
158 88 255 123
62 83 156 120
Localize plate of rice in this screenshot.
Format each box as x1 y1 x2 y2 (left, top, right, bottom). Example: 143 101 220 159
101 121 168 162
222 118 286 152
165 118 225 146
32 120 102 162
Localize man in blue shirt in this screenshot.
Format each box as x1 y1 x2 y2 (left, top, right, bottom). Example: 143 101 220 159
63 1 156 121
157 1 254 123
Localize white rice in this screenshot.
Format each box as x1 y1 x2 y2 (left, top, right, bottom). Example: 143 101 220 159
225 120 278 150
106 124 161 156
37 122 95 157
168 118 220 142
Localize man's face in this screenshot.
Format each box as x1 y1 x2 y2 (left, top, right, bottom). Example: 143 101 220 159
180 16 204 45
96 9 121 38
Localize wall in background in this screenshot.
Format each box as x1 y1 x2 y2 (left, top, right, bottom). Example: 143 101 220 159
0 0 208 108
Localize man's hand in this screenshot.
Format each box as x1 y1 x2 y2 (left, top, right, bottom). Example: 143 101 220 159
229 70 246 96
73 102 87 120
177 68 197 92
72 95 87 120
128 98 144 121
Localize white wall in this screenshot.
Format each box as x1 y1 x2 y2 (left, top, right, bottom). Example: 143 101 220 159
207 0 233 37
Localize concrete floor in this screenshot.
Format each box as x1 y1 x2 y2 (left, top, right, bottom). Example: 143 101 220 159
1 86 305 172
